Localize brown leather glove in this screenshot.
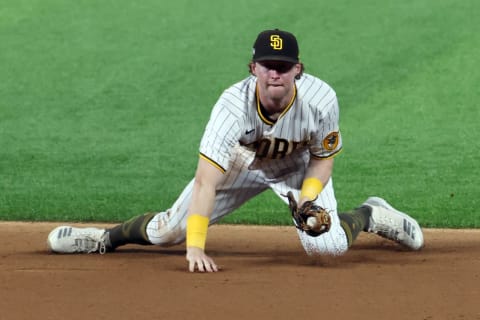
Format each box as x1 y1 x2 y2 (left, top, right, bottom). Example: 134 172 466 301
285 191 331 237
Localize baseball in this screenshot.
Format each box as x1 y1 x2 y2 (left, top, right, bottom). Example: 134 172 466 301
306 216 317 228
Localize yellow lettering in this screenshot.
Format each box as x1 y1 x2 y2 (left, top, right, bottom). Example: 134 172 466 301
270 35 283 50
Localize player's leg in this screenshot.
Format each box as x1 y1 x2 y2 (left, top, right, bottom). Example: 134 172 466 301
47 147 267 253
323 197 424 251
269 162 371 255
271 175 350 256
269 167 423 254
47 210 172 253
106 212 157 248
339 197 424 250
46 180 196 254
338 207 371 248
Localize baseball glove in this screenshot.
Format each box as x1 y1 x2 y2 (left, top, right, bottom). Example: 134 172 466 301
285 191 331 237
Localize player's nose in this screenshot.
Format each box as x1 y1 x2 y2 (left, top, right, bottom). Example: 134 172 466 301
268 69 281 78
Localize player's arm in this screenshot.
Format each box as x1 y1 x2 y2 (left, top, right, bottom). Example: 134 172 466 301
185 156 225 273
301 92 341 205
298 157 334 206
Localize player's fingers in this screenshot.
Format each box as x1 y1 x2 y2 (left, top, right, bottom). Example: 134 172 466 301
188 259 196 273
203 257 218 272
205 257 219 272
194 258 218 273
196 259 206 272
203 259 214 273
186 251 218 273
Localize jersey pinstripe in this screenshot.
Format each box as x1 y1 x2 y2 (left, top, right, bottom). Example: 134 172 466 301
200 73 342 174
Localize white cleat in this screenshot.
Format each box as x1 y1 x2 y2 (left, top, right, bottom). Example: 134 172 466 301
363 197 424 250
47 226 108 254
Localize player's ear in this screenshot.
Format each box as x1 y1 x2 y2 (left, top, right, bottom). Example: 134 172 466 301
294 63 301 76
294 63 304 79
249 62 257 76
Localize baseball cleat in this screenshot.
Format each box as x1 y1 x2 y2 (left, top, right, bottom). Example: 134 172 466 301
47 226 108 254
363 197 424 250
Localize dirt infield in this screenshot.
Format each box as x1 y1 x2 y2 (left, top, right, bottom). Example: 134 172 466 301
1 222 479 320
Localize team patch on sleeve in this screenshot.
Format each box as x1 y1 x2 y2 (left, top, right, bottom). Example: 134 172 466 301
322 132 340 151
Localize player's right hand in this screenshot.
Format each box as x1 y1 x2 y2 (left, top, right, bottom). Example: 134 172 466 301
186 246 219 273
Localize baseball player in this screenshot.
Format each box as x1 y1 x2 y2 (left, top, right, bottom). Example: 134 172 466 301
47 29 424 272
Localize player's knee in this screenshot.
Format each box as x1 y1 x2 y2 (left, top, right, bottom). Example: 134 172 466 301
297 227 349 256
301 240 348 256
145 212 186 246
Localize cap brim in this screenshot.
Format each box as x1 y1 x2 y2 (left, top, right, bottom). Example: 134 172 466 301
253 55 299 63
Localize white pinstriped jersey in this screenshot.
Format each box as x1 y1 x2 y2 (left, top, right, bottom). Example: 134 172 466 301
199 73 342 175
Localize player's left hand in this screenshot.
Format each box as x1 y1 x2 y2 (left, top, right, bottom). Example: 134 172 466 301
186 247 219 273
285 191 332 237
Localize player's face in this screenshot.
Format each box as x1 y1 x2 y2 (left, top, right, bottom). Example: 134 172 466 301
252 61 301 102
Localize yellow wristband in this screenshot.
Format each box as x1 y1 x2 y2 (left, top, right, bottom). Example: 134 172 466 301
300 177 323 201
186 214 209 250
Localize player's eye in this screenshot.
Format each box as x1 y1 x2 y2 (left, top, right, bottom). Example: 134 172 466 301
259 61 295 73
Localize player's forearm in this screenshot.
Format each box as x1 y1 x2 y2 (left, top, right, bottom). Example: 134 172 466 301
187 156 225 218
186 178 216 249
305 157 333 186
299 158 334 204
186 157 225 250
188 178 217 218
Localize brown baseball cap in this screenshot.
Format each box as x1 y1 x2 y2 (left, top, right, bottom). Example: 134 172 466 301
252 29 299 63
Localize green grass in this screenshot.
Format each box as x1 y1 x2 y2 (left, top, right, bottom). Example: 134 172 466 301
1 0 479 227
